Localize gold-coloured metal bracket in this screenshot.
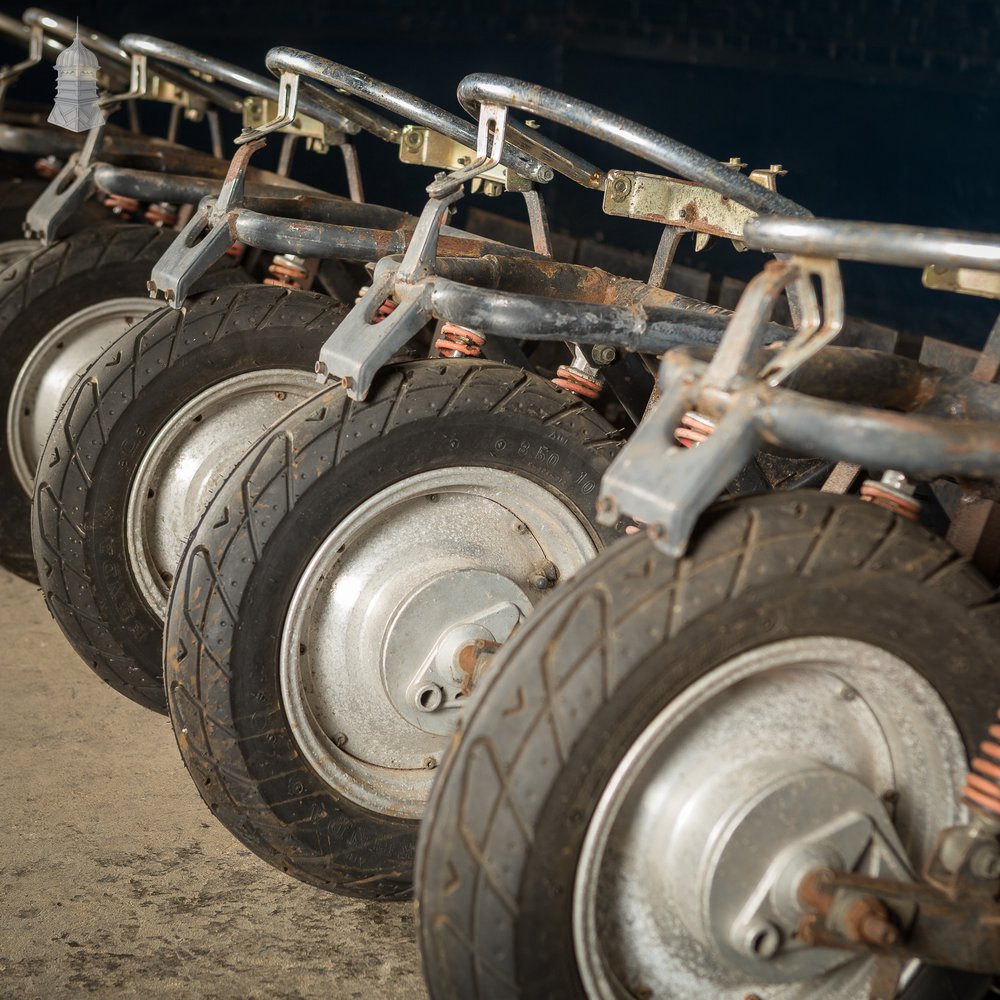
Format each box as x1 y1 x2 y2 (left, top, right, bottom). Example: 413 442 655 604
242 94 331 152
922 263 1000 301
399 124 531 195
100 53 209 121
602 160 787 249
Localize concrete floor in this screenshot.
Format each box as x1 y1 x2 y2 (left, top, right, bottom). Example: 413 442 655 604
0 568 426 999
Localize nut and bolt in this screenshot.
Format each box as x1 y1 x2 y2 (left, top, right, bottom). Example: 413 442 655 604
423 756 438 769
969 842 1000 880
591 344 617 366
609 173 632 202
404 129 423 147
333 732 348 748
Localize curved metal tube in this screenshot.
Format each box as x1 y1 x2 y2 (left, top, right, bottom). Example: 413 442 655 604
23 9 129 66
458 74 808 215
24 9 240 111
266 48 579 186
745 216 1000 273
120 35 358 135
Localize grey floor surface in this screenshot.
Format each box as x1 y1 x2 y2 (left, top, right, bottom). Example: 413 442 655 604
0 568 427 999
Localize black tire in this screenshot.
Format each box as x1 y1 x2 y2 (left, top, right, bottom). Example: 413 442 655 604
0 223 246 582
32 284 348 712
0 176 110 242
163 360 622 897
416 491 995 1000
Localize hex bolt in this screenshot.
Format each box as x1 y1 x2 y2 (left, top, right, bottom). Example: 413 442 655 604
609 174 632 201
969 842 1000 880
591 344 617 366
404 130 422 147
744 920 782 960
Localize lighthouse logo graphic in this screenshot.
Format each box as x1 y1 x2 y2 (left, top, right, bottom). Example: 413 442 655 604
48 26 106 132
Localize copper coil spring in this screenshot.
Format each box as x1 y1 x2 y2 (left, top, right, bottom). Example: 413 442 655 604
263 255 310 290
551 365 602 399
963 709 1000 819
859 481 921 521
436 323 485 358
103 194 141 216
674 410 715 448
355 285 398 322
143 202 178 228
34 157 61 179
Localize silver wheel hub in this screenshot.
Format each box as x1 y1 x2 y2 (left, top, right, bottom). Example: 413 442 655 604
574 636 967 999
281 465 598 819
7 296 159 494
0 239 38 270
126 369 318 618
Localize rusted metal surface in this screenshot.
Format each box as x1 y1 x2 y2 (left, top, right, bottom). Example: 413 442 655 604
795 865 1000 976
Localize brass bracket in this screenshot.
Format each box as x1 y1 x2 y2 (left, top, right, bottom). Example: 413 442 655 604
922 263 1000 301
399 125 531 196
602 161 787 250
242 94 333 153
101 54 209 122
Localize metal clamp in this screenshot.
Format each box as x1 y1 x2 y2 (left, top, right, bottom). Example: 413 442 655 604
599 218 1000 556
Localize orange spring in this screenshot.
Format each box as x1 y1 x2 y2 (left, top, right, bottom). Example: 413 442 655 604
225 242 245 260
674 410 715 448
143 202 178 228
859 482 921 521
963 709 1000 819
263 255 310 290
551 365 602 399
436 323 485 357
103 194 141 216
356 285 397 322
34 157 60 179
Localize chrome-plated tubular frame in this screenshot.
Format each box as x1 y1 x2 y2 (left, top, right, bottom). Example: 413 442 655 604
599 216 1000 556
745 216 1000 273
23 9 239 112
308 72 815 400
457 74 808 216
259 47 594 187
121 35 362 138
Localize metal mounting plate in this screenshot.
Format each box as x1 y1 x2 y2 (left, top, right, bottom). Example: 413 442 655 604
602 168 758 239
398 125 531 194
922 263 1000 301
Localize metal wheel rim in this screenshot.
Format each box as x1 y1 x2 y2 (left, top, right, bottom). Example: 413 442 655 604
7 296 158 495
572 636 967 1000
0 239 37 270
280 465 599 819
125 369 319 619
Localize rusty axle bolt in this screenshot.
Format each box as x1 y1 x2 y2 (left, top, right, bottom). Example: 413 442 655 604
798 867 898 949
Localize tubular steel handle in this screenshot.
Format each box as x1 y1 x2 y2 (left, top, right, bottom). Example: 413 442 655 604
264 47 563 185
745 216 1000 273
23 9 130 66
121 35 357 135
24 9 242 112
457 74 809 214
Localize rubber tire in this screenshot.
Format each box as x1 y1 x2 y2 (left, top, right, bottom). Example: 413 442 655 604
416 491 995 1000
163 359 623 898
0 176 111 242
0 223 246 583
32 284 348 711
